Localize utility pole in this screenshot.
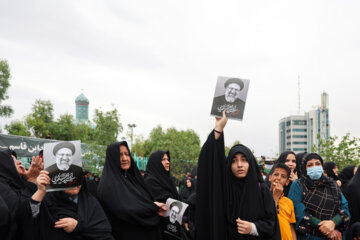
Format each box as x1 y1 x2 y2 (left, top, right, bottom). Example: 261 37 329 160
298 75 301 115
128 124 137 147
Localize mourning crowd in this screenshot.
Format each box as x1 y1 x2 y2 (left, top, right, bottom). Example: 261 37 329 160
1 112 360 240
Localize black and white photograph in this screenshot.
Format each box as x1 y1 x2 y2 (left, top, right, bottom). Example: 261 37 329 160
162 198 188 238
210 76 250 121
44 140 83 191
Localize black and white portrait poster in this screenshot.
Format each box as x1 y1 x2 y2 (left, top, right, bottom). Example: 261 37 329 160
162 198 189 238
210 76 250 121
44 140 83 192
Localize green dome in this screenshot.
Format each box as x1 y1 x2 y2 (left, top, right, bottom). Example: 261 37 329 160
75 93 89 104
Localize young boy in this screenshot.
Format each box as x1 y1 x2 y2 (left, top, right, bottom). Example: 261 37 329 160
269 162 297 240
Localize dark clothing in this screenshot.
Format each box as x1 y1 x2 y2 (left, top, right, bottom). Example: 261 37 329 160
323 161 339 181
211 95 246 120
144 150 179 203
344 167 360 226
46 164 83 190
38 187 114 240
289 153 350 238
195 130 280 240
0 149 37 240
339 165 356 194
180 179 195 203
97 141 161 240
85 179 98 198
161 217 182 240
0 195 11 240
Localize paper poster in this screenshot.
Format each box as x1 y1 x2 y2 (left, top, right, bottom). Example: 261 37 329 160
210 76 250 121
162 198 189 237
44 140 83 192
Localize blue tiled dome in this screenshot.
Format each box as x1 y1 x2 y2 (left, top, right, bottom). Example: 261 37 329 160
75 93 89 104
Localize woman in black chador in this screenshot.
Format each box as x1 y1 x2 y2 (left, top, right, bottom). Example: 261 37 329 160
97 141 165 240
344 166 360 240
144 150 179 202
36 182 114 240
195 112 280 240
0 149 43 240
145 150 181 240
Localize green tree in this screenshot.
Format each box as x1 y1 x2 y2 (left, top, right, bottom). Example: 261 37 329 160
131 125 201 178
0 60 13 117
312 133 360 170
93 107 123 146
50 114 77 141
25 99 54 138
5 120 30 136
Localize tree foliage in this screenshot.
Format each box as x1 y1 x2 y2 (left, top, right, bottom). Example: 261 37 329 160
0 60 13 117
25 99 54 138
93 107 123 146
5 120 30 136
312 133 360 170
132 125 201 177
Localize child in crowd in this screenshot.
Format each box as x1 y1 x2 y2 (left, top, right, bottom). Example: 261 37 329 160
269 163 297 240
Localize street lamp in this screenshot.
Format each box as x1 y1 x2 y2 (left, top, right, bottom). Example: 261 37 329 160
128 124 137 147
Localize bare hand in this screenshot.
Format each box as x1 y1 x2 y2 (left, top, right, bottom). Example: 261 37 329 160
215 111 227 140
54 218 78 233
271 182 283 202
336 180 342 187
318 220 335 236
24 156 43 183
289 171 298 182
154 201 167 217
327 230 341 240
236 218 252 235
36 170 50 192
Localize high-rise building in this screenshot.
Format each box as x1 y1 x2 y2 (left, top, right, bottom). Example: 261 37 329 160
279 92 330 154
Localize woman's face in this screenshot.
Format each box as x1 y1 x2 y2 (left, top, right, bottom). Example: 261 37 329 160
285 154 296 171
231 153 249 178
186 179 192 188
161 153 170 172
119 145 131 170
333 166 339 176
306 159 322 169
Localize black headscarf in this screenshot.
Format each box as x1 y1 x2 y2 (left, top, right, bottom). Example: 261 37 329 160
180 178 195 203
323 161 339 181
295 152 307 178
0 149 37 240
276 151 297 172
344 166 360 225
339 165 356 193
144 150 179 202
298 153 342 236
196 131 280 240
97 141 161 240
39 185 114 240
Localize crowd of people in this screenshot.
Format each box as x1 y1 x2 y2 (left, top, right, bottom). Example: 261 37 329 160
0 112 360 240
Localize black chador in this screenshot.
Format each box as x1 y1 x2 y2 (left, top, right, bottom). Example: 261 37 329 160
37 185 114 240
144 150 179 202
195 131 281 240
0 149 37 240
97 142 162 240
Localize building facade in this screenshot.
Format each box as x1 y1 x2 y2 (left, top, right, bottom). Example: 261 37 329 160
279 92 330 154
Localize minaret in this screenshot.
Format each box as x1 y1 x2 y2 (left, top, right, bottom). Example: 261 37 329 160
75 92 89 124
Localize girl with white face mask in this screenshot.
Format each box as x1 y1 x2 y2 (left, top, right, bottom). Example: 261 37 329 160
288 153 350 240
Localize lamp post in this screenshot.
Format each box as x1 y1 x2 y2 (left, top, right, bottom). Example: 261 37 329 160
128 124 137 148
